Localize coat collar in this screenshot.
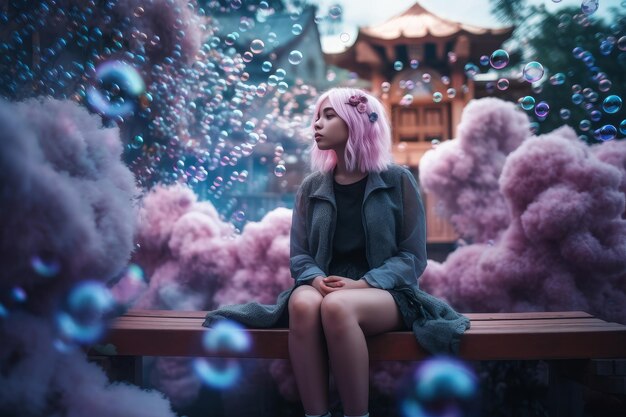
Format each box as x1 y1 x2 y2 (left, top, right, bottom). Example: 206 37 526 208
310 169 394 205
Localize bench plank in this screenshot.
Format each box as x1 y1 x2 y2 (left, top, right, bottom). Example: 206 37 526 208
93 310 626 361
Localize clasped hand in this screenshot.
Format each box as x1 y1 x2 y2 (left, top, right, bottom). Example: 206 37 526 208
312 275 370 296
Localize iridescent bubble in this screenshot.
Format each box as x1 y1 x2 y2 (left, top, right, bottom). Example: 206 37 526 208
602 95 622 114
600 39 614 56
329 4 343 19
274 164 286 177
535 101 550 117
250 39 264 54
394 61 404 71
523 61 544 82
441 76 450 85
277 81 288 93
447 52 457 63
598 79 612 92
261 61 272 72
268 74 279 86
133 6 145 17
31 254 60 277
230 0 242 9
519 96 535 110
242 51 253 62
446 88 456 98
381 82 391 93
489 49 509 69
274 145 284 156
225 33 237 46
410 59 419 69
432 92 443 103
596 124 617 141
422 73 431 83
232 210 246 222
464 63 479 78
400 357 478 417
291 23 303 35
86 60 145 118
559 108 571 120
496 78 509 90
340 32 350 43
195 167 208 182
529 122 540 134
479 55 489 66
549 73 566 85
572 93 584 104
401 94 414 105
275 68 287 80
618 36 626 51
288 50 303 65
194 320 251 389
131 135 144 149
590 110 602 122
579 119 591 131
56 281 115 344
581 0 599 15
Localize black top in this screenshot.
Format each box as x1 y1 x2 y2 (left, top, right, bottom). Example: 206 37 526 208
328 175 370 279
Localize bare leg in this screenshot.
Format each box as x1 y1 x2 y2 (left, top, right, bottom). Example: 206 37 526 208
288 285 329 415
321 289 403 416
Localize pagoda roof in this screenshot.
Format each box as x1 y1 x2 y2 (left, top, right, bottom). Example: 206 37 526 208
360 1 512 40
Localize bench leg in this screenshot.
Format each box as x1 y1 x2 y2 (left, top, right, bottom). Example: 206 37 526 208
547 360 586 417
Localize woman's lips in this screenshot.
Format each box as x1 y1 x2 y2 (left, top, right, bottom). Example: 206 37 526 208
314 133 323 141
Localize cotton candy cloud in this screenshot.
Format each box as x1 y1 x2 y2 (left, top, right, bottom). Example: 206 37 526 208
126 184 294 405
419 97 530 243
420 98 626 325
0 98 176 417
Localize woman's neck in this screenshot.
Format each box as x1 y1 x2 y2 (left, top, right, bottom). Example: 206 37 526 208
333 152 367 185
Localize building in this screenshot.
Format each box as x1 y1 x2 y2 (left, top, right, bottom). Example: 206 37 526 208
326 1 515 244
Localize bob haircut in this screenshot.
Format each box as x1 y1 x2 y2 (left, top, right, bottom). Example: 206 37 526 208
310 87 392 173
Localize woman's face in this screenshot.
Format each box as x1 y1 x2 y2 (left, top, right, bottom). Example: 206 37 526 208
313 98 349 152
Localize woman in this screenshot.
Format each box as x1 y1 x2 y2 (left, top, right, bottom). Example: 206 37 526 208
204 88 470 417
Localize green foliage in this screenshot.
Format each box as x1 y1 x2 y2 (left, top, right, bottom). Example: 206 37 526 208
491 1 626 142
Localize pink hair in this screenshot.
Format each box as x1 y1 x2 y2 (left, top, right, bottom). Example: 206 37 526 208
309 87 393 173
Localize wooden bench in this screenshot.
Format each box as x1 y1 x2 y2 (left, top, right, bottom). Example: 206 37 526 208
90 310 626 416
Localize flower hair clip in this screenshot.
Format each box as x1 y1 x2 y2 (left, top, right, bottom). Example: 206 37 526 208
346 94 378 123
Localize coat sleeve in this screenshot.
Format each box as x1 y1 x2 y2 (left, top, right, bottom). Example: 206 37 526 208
362 170 427 289
289 183 327 286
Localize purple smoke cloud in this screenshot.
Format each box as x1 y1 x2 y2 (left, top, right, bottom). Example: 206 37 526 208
419 98 530 243
0 98 176 416
420 98 626 324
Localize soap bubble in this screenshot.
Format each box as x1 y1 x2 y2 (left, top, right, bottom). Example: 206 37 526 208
464 63 479 78
288 50 303 65
559 108 571 120
56 281 116 345
596 124 617 141
535 101 550 117
479 55 490 66
400 356 478 417
432 92 443 103
519 96 535 111
340 32 350 43
262 61 272 72
274 164 286 177
250 39 264 54
446 88 456 98
496 78 509 90
193 320 251 389
329 4 343 19
619 119 626 134
581 0 599 15
381 82 391 92
602 95 622 114
523 61 544 82
579 119 592 131
422 73 431 83
618 36 626 51
131 135 144 149
489 49 509 69
394 61 404 71
549 73 566 85
86 60 145 118
598 79 612 92
291 24 303 35
572 93 584 105
410 59 419 69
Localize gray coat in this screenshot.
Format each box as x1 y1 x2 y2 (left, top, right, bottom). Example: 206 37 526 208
204 165 470 354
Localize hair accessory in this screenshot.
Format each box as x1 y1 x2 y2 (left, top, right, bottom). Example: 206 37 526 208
346 94 378 123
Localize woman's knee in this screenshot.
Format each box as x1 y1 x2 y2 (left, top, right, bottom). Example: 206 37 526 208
320 292 355 334
288 286 323 327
